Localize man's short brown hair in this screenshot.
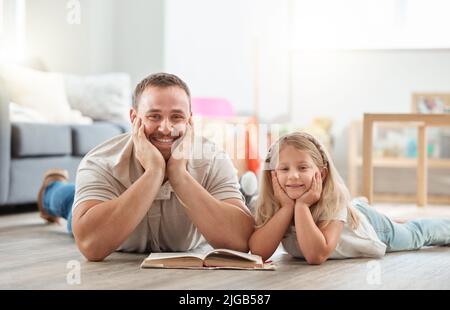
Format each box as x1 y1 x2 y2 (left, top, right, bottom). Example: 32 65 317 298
132 72 191 110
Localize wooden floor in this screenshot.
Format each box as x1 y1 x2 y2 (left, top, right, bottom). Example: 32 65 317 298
1 204 450 290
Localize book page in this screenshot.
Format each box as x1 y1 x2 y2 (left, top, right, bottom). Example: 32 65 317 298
204 255 263 268
140 249 273 270
145 252 206 261
141 252 205 268
205 249 263 264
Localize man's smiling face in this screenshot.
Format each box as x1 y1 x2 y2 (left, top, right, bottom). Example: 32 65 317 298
130 86 192 160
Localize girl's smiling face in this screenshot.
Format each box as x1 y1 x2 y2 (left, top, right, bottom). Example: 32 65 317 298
275 144 322 200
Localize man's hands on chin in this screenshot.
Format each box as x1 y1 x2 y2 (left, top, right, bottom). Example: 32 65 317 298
132 117 165 179
167 124 194 185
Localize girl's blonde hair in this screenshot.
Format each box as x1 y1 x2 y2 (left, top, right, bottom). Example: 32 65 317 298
254 131 359 230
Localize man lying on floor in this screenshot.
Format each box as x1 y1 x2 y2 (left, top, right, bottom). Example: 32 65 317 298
37 73 254 261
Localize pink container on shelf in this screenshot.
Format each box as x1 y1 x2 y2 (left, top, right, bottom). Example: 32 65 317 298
191 97 235 118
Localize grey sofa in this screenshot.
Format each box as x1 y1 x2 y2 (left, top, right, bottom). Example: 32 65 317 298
0 82 130 207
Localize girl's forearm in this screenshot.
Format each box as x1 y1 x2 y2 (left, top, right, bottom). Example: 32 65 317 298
294 202 328 264
249 206 294 261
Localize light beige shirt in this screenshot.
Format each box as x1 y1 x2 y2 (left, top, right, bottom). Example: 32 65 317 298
73 133 244 253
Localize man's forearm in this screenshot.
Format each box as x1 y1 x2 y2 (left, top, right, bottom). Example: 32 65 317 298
170 171 254 252
73 169 164 260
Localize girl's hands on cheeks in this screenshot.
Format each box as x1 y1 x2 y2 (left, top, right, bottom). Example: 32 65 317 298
296 172 323 208
271 171 295 209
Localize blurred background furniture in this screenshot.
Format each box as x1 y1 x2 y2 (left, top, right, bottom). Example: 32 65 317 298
0 61 132 208
359 113 450 207
191 97 260 176
348 119 450 205
0 83 130 207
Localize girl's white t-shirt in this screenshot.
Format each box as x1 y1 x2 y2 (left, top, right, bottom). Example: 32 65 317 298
282 207 387 259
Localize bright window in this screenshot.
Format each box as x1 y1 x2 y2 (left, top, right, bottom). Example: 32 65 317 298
292 0 450 49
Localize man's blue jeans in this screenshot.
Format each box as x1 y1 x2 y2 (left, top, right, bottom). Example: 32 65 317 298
43 181 75 235
353 199 450 252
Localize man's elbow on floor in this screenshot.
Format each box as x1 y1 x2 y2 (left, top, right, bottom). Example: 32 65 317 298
76 239 111 262
211 221 253 252
305 255 327 265
232 217 255 252
248 247 276 262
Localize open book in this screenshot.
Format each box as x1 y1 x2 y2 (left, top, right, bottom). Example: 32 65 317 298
140 249 275 270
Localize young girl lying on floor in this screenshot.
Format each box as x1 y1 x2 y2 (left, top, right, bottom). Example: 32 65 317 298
249 132 450 264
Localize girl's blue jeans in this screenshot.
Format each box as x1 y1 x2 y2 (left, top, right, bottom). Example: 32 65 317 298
353 199 450 252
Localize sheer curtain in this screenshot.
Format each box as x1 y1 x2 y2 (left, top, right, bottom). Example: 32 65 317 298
0 0 26 62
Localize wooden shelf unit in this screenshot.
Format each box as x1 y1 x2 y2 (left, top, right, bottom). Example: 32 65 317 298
348 115 450 206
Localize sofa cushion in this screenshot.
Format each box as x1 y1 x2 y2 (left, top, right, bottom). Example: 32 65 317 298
11 123 72 157
71 122 123 156
8 156 81 204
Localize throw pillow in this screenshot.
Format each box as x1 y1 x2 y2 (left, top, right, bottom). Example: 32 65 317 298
0 64 92 124
64 73 131 121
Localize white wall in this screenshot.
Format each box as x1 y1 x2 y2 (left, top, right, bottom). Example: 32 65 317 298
26 0 111 73
164 0 251 114
164 1 450 130
25 0 164 84
113 0 164 86
165 0 292 120
165 0 272 117
291 49 450 134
